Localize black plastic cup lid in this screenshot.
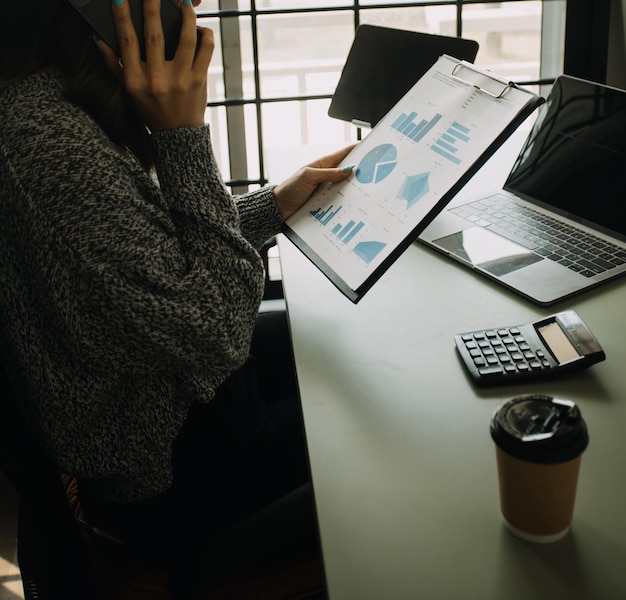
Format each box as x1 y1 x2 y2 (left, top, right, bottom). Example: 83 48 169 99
490 395 589 464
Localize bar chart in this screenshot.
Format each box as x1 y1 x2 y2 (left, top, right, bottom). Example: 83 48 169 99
391 111 442 143
310 204 342 225
431 121 471 165
309 205 386 264
331 220 365 244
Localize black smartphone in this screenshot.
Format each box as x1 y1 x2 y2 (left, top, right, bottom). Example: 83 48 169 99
67 0 183 61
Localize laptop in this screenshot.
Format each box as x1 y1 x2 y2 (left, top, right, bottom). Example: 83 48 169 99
328 24 479 128
418 74 626 306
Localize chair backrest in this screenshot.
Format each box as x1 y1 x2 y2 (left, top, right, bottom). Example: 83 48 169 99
0 364 94 599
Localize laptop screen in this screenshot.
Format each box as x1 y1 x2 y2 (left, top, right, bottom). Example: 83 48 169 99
504 75 626 241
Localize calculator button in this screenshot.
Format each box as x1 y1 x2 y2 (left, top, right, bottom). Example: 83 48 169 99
473 357 486 367
510 352 524 361
485 330 498 339
478 365 504 377
529 360 543 370
517 363 530 371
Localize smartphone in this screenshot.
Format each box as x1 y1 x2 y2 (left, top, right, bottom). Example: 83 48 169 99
454 310 605 385
67 0 183 61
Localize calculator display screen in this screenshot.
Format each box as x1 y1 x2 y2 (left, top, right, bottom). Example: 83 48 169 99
537 322 580 364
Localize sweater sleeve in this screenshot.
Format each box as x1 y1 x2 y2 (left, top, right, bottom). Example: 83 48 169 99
152 127 284 250
3 101 267 381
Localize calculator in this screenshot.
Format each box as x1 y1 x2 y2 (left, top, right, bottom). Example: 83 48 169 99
454 310 605 385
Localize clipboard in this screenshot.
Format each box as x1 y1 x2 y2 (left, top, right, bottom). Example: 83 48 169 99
283 55 545 303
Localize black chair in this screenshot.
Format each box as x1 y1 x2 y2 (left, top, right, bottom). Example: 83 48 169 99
260 235 286 305
0 364 95 599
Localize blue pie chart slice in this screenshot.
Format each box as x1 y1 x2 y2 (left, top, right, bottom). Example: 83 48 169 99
356 144 398 184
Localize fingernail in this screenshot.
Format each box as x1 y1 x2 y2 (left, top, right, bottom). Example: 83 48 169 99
183 0 193 5
113 0 124 7
341 164 355 173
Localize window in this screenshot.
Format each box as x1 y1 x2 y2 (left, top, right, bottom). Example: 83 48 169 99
195 1 568 193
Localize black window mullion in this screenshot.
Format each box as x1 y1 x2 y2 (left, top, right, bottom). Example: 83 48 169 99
249 0 268 188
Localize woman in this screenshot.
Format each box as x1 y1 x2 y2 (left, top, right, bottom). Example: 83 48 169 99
0 0 353 589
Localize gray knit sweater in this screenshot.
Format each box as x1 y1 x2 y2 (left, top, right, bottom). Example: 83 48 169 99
0 71 284 502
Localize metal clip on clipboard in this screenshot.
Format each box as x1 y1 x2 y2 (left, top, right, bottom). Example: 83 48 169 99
451 60 514 99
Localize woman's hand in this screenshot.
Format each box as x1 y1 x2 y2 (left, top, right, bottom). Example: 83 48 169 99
101 0 214 132
273 145 357 220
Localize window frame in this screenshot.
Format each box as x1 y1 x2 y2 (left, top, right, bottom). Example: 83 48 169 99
196 0 611 193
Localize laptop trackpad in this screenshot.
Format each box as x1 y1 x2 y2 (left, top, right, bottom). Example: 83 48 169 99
433 227 543 277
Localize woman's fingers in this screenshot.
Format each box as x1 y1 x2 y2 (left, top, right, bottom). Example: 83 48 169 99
272 146 358 220
106 0 212 131
141 0 166 67
110 0 141 71
306 145 357 169
175 0 200 65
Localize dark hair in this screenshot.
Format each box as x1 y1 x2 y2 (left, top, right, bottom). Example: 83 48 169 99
0 1 153 170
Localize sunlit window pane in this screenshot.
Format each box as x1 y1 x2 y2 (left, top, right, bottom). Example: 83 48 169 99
360 7 441 33
257 0 349 8
256 12 354 99
360 0 450 5
262 100 356 182
197 16 225 101
463 2 544 80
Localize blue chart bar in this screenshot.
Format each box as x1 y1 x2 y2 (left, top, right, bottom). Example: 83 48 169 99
329 218 364 244
337 220 356 240
344 222 365 244
431 121 471 165
310 204 343 226
391 111 442 143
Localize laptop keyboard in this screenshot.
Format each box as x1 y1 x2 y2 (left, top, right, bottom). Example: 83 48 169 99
450 194 626 278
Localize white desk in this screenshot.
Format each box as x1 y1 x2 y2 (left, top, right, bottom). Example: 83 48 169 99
279 129 626 600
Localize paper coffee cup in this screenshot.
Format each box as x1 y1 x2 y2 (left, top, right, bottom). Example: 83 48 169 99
490 395 589 543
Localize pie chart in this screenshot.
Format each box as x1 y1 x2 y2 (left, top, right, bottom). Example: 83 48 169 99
356 144 398 184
